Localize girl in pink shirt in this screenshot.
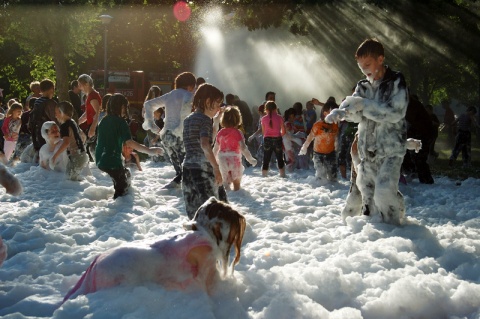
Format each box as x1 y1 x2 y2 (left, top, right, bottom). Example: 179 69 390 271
213 106 257 191
260 101 286 177
63 197 246 302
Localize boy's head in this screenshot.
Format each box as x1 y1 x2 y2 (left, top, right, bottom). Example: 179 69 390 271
192 83 224 117
265 91 276 102
306 101 315 111
284 107 296 122
355 38 385 82
225 93 235 106
70 80 80 93
57 101 74 120
107 93 128 117
30 81 41 95
221 106 242 129
321 100 338 121
40 79 55 97
174 72 196 91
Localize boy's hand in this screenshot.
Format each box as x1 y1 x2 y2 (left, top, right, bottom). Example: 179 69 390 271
340 96 364 113
248 158 257 166
325 109 346 124
299 144 308 155
406 138 422 153
148 147 164 156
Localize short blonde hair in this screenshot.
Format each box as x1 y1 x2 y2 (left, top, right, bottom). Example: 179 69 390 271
220 106 242 129
77 74 94 88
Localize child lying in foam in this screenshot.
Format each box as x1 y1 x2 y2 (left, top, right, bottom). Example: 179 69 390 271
63 197 246 302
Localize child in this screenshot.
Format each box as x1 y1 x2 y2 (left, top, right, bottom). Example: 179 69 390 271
2 102 23 162
122 144 142 171
213 106 257 191
300 101 339 181
304 101 317 135
283 108 303 172
62 197 246 301
326 38 409 225
182 83 227 219
143 72 196 188
52 101 89 181
261 101 286 177
29 79 57 153
38 121 68 172
448 106 479 168
95 94 163 199
247 104 267 167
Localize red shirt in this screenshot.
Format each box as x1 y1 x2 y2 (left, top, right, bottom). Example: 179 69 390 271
85 90 102 126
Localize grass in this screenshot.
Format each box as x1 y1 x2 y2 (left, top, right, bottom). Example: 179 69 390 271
430 131 480 180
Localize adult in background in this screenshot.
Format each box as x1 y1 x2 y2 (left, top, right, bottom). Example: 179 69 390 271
143 72 196 189
77 74 102 162
225 94 253 136
29 79 57 157
402 95 434 184
425 104 440 162
442 99 456 146
68 80 83 121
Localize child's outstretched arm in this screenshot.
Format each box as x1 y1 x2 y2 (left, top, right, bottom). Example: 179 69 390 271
299 132 314 155
124 139 163 156
239 140 257 166
52 136 70 165
247 127 262 143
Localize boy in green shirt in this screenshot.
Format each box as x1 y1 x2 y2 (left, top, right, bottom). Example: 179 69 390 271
96 94 163 199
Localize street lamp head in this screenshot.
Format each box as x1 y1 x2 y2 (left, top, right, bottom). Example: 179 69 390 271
99 14 113 25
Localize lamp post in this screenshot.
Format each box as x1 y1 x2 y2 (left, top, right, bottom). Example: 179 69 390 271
99 14 113 94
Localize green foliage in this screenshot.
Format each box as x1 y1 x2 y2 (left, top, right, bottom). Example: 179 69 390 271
30 55 57 83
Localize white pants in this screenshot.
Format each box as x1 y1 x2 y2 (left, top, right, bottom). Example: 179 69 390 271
3 140 17 161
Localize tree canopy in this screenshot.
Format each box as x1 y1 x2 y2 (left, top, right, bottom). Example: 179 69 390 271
0 0 479 107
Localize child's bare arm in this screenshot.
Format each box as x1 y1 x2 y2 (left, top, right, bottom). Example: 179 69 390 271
201 137 222 185
124 139 163 156
52 137 69 164
239 140 257 166
299 132 314 155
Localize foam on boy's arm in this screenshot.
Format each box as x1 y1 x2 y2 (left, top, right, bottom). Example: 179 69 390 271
362 77 408 123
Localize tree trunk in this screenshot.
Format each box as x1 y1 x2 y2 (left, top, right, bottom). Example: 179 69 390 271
50 19 69 102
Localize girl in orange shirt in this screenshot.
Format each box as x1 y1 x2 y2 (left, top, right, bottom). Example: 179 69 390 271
299 101 339 181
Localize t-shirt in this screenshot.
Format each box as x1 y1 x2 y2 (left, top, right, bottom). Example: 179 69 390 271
85 90 102 126
59 119 85 154
143 88 193 138
215 127 244 154
95 115 132 170
311 120 339 154
261 112 284 138
182 112 213 169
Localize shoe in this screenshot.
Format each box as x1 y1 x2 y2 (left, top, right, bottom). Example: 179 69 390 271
163 180 181 189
